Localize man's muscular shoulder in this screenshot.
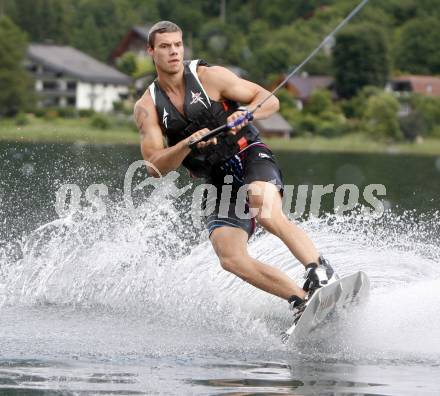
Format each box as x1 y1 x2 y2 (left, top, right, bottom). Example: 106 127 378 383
134 89 154 111
197 64 231 82
197 65 234 101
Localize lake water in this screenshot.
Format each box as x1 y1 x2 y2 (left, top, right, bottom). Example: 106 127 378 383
1 141 440 395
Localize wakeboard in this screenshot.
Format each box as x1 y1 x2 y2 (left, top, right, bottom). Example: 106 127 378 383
281 271 370 344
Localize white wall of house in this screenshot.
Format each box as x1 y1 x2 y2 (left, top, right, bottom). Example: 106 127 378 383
76 82 129 112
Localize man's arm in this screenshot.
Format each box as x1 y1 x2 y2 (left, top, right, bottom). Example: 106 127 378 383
134 95 214 177
134 97 191 177
201 66 280 119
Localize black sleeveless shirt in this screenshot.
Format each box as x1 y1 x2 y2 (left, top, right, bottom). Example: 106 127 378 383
148 59 259 177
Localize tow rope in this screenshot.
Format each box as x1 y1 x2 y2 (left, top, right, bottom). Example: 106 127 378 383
189 0 370 148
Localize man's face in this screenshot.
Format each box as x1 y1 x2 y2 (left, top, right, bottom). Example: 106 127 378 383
148 31 184 74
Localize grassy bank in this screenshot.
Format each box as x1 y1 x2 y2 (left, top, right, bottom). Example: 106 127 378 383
267 134 440 156
1 117 440 156
0 117 139 145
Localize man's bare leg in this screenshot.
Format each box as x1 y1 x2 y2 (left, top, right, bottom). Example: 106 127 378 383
248 181 320 266
210 226 306 300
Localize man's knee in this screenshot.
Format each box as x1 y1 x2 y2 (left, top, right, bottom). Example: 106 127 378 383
209 227 250 277
218 254 248 278
256 210 287 235
257 214 275 230
219 254 241 273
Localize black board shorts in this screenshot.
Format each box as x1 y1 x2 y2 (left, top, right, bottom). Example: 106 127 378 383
204 142 284 239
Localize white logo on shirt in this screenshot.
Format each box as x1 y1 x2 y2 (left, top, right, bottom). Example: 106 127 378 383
163 108 169 128
190 91 208 109
258 152 270 159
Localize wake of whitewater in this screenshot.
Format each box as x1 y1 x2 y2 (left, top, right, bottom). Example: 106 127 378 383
0 187 439 365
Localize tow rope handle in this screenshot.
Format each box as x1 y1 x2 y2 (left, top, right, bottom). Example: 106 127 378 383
188 111 254 149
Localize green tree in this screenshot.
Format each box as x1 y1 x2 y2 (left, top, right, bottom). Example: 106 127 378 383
5 0 158 61
3 0 75 43
71 15 104 60
341 85 382 119
157 0 203 44
394 17 440 74
79 0 154 61
251 42 291 84
0 16 33 116
116 52 137 76
399 111 427 141
115 51 155 78
362 92 401 141
409 94 440 135
304 89 334 116
379 0 418 25
333 24 390 99
277 88 300 126
196 20 246 66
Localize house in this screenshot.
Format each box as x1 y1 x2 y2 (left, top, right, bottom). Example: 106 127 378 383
26 44 131 112
111 25 153 61
253 112 293 139
389 75 440 97
271 74 335 109
386 75 440 116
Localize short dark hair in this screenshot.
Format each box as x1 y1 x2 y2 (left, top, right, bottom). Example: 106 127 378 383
148 21 182 48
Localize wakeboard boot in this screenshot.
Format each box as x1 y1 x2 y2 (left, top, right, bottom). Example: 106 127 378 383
303 255 338 295
287 294 308 323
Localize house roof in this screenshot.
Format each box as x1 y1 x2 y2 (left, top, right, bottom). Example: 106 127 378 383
285 75 334 99
27 44 131 85
392 75 440 96
132 25 151 40
111 25 152 60
253 112 293 133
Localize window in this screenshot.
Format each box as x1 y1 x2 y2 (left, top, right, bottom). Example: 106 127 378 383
67 82 77 91
26 64 38 73
42 81 58 91
392 81 411 92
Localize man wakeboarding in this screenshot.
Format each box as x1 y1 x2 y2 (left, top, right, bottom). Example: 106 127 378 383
134 21 337 312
